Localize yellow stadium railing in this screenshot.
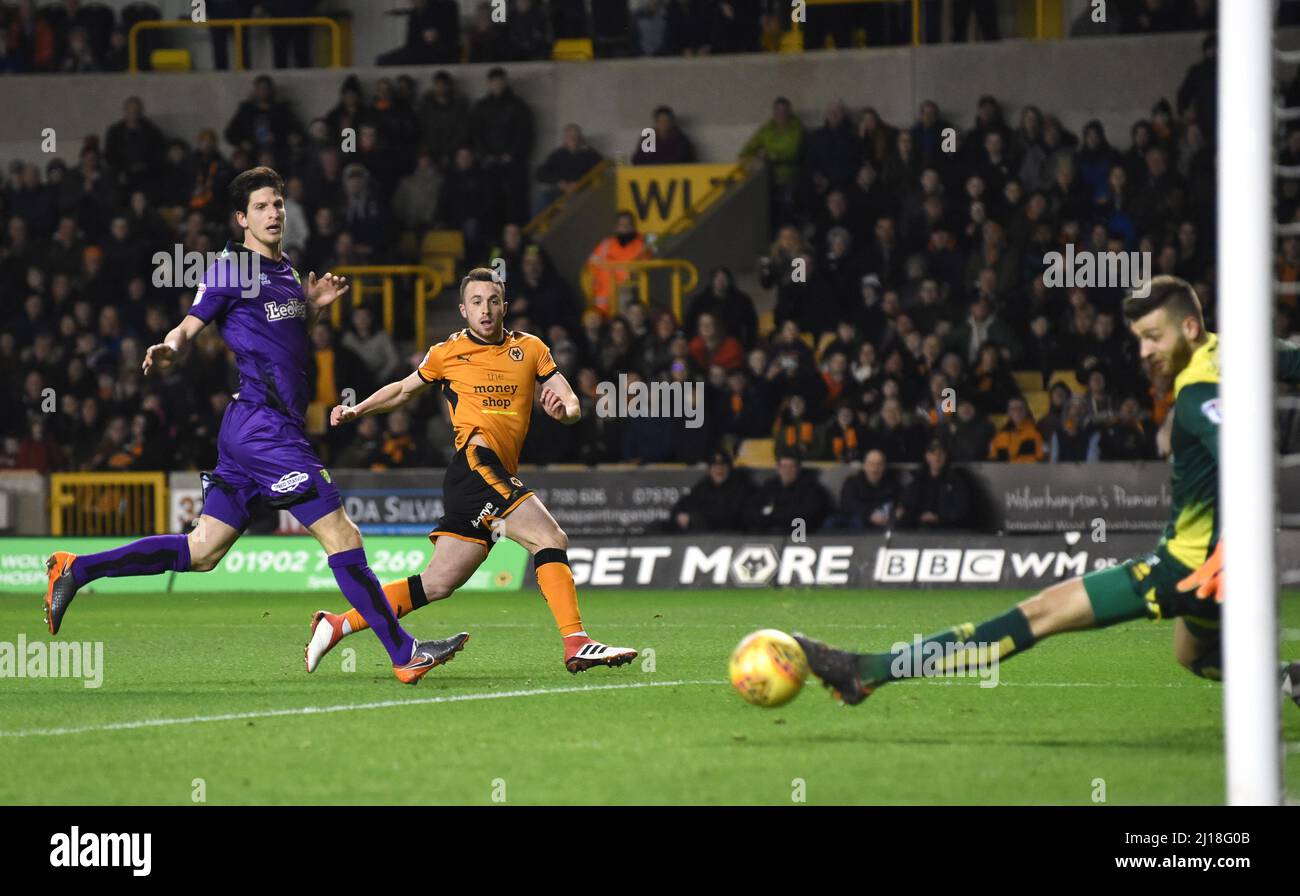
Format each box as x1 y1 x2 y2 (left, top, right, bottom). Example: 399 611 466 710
128 16 343 73
800 0 1057 44
50 472 168 537
803 0 922 46
581 258 699 321
330 265 446 347
525 159 615 240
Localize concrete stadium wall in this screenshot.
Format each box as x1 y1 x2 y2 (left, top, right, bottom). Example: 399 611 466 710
0 30 1228 176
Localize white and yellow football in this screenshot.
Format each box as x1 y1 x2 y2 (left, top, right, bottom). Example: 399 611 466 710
728 629 809 707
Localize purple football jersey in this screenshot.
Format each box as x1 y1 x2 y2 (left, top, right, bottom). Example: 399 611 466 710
188 241 311 423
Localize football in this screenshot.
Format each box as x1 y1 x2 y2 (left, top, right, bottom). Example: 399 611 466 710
729 629 809 707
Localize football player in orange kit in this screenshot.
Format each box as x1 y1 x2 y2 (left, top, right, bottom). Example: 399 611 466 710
306 268 638 675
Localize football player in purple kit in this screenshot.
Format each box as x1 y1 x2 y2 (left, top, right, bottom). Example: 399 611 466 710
41 167 467 685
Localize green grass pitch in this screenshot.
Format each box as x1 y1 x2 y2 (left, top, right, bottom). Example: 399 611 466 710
1 589 1297 805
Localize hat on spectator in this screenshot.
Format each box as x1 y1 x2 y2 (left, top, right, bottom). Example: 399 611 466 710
708 451 732 468
860 273 882 290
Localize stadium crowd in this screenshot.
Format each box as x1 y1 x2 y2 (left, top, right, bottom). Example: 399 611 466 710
0 0 1219 74
0 18 1272 531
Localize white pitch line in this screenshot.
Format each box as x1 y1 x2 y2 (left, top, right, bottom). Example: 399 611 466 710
0 679 718 739
0 675 1249 741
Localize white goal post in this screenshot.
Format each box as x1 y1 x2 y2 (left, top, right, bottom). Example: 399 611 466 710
1219 1 1282 805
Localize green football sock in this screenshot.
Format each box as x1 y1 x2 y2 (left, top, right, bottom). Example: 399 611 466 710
858 608 1038 685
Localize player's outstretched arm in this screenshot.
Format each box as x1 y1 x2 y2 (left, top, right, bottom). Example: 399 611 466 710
143 314 207 375
331 371 432 426
540 373 581 424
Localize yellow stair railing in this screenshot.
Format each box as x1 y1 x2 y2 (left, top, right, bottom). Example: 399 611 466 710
526 159 614 240
581 258 699 321
128 16 344 73
331 265 446 347
50 472 168 537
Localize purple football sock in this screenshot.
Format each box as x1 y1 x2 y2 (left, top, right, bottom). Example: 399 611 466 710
327 548 416 665
71 534 192 588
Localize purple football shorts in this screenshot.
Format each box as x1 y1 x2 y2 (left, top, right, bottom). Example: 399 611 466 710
199 400 342 531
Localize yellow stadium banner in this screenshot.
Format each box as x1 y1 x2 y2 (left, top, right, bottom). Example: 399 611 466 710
616 164 737 235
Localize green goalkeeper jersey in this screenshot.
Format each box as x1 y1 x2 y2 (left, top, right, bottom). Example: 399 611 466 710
1162 334 1300 568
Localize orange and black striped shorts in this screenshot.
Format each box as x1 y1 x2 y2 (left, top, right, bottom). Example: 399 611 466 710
430 443 533 547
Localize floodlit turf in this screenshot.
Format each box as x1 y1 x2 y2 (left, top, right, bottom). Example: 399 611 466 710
1 588 1297 805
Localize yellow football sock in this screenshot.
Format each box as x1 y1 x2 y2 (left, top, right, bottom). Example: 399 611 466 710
343 575 427 633
535 549 583 636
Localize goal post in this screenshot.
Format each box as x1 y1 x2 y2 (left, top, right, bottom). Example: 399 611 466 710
1218 1 1282 805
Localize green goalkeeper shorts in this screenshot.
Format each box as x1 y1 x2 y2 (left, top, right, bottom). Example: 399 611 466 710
1081 545 1220 632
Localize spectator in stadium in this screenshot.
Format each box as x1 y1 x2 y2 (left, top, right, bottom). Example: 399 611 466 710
377 0 461 65
535 124 603 211
15 417 67 473
327 73 369 137
965 342 1020 415
1049 393 1101 462
742 451 832 534
333 414 382 468
939 397 993 463
1100 395 1154 460
1034 381 1073 442
829 448 898 530
389 150 441 233
949 295 1019 367
689 311 743 371
1177 33 1216 144
262 0 321 68
630 0 673 56
336 164 390 259
668 450 751 532
417 71 471 173
684 267 757 348
896 439 971 529
509 246 578 337
472 67 535 224
816 403 864 463
804 100 858 202
310 321 372 411
740 97 805 222
342 306 401 387
773 393 815 455
632 105 696 165
6 0 56 72
467 1 513 62
863 395 925 460
585 210 653 317
224 76 302 160
435 146 492 261
506 0 552 60
988 396 1045 463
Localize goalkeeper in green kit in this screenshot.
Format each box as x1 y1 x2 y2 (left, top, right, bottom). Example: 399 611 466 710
795 276 1300 707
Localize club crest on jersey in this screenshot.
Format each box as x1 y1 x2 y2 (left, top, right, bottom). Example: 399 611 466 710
271 471 309 493
1200 398 1222 424
265 298 307 322
509 346 524 362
